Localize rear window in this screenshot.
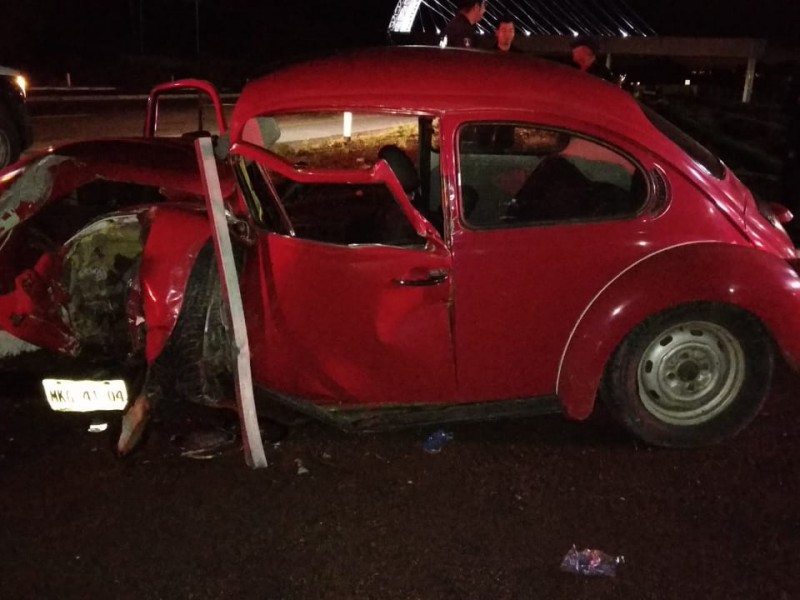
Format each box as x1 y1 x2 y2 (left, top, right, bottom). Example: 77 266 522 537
640 104 726 179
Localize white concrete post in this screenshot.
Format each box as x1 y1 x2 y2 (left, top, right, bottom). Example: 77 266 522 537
195 137 268 469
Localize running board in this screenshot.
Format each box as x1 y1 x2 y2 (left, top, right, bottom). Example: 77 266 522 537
255 388 562 433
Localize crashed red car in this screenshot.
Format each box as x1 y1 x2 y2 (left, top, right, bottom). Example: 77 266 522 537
2 47 799 457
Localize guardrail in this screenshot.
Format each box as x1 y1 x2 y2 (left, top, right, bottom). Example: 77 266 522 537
28 87 240 103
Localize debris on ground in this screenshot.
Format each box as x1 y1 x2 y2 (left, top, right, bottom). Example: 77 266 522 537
560 545 624 577
173 428 237 460
295 458 309 475
422 429 453 454
88 419 108 433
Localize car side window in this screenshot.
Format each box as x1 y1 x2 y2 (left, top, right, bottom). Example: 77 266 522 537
236 113 429 247
271 168 422 247
240 160 423 247
457 123 648 228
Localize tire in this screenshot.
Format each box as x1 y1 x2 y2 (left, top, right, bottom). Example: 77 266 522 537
149 243 234 406
601 303 774 447
0 110 22 169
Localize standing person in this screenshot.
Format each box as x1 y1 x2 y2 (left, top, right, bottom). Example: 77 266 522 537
570 36 616 83
493 14 520 52
443 0 487 48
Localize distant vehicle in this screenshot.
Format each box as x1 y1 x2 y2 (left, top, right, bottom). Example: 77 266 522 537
0 65 32 169
1 47 799 456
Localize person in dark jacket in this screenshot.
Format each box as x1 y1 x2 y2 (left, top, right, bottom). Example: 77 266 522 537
443 0 487 48
570 36 616 83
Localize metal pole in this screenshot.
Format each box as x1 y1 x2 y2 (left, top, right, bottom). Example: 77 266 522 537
742 56 756 104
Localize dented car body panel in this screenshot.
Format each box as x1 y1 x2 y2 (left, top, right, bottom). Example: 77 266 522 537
245 233 457 407
2 46 800 449
0 139 233 362
138 206 213 362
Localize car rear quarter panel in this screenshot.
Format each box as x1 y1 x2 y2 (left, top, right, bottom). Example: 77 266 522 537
558 242 800 420
439 109 765 403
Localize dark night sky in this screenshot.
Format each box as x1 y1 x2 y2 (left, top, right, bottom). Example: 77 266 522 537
0 1 797 80
625 0 799 40
0 1 397 63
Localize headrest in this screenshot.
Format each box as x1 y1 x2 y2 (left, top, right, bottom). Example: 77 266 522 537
378 145 420 194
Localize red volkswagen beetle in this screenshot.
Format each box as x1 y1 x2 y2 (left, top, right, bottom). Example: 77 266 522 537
1 47 798 455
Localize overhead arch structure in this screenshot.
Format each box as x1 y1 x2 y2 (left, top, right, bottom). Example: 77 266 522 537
388 0 655 38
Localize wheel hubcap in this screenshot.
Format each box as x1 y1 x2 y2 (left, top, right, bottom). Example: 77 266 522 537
637 320 745 426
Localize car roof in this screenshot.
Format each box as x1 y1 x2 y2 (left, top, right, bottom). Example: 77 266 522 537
230 46 650 142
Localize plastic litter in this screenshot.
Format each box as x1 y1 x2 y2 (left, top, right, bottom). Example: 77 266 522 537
295 458 309 475
422 430 453 454
560 545 624 577
88 419 108 433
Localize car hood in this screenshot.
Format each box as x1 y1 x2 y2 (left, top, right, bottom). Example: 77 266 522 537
0 137 235 231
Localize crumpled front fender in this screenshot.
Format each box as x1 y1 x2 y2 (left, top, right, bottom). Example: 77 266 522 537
138 206 211 363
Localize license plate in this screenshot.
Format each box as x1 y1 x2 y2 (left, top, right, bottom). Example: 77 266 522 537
42 379 128 412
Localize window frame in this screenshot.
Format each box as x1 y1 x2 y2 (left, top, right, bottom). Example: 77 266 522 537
230 141 446 250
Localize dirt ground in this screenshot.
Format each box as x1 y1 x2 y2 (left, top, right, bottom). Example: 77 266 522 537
0 361 798 600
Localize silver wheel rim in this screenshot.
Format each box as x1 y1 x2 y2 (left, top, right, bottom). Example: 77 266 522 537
637 320 746 426
0 130 10 168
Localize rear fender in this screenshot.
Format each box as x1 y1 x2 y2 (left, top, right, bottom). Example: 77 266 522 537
557 242 800 420
139 206 211 363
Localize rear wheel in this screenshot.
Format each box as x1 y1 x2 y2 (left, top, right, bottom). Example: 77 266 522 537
602 304 773 447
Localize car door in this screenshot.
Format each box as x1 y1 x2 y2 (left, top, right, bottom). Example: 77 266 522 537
233 144 457 407
439 114 657 403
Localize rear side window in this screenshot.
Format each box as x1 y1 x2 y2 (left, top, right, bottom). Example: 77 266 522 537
640 104 725 179
457 123 648 228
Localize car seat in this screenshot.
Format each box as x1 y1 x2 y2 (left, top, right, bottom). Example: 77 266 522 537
512 155 592 221
378 145 426 215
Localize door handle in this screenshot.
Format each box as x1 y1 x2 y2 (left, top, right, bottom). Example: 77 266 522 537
394 270 449 287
